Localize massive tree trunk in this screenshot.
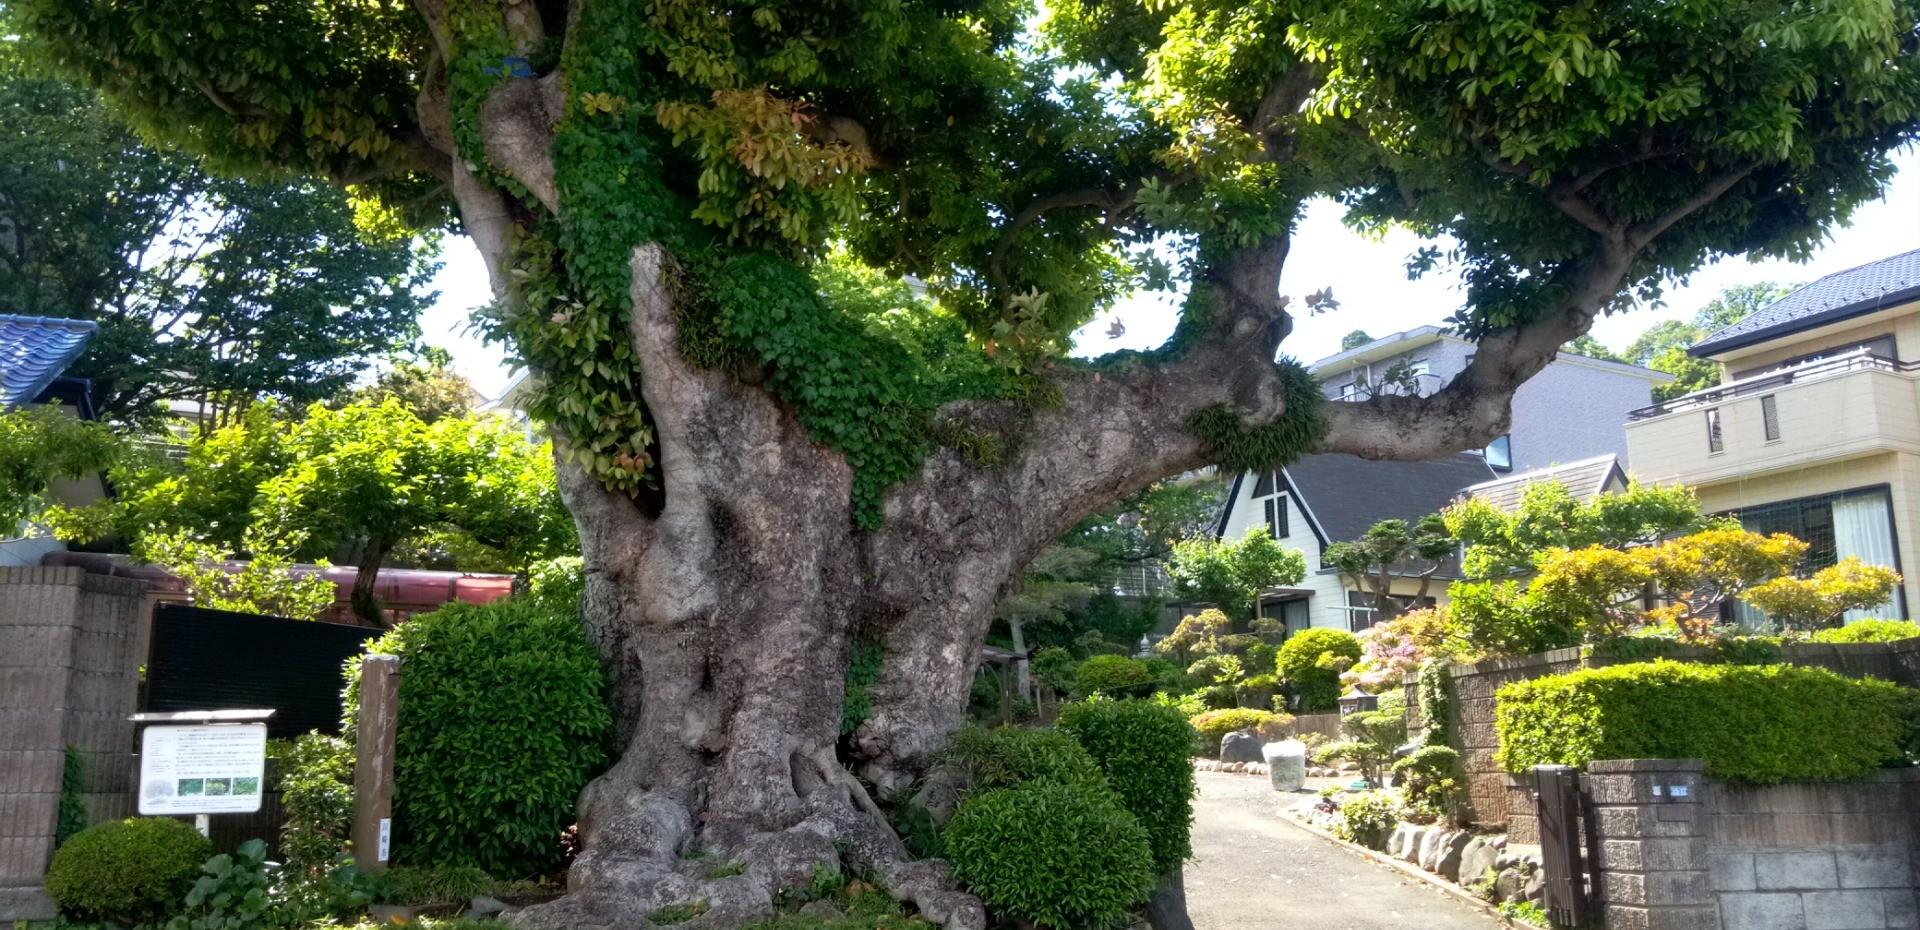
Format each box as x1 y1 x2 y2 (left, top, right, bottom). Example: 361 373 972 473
415 17 1725 925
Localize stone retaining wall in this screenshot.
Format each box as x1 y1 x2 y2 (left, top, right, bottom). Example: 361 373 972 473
0 567 147 921
1582 760 1920 930
1444 640 1920 829
1702 770 1920 930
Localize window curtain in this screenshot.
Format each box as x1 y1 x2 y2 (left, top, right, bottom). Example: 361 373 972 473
1832 493 1904 622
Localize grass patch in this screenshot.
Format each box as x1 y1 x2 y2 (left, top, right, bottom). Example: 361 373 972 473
705 862 746 879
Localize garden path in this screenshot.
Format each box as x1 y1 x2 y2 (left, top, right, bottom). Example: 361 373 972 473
1185 771 1504 930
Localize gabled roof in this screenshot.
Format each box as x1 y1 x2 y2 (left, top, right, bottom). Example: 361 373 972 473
0 314 96 409
1462 454 1625 513
1281 452 1496 546
1691 249 1920 358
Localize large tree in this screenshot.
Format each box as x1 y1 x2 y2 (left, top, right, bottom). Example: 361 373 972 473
11 0 1916 925
0 61 441 425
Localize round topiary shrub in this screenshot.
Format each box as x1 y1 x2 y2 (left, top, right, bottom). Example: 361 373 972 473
944 726 1110 792
45 817 211 924
1188 708 1291 756
944 780 1153 929
1276 628 1362 712
346 585 611 877
1057 699 1198 875
1075 654 1154 696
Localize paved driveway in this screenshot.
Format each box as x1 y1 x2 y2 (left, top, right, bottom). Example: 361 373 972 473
1185 771 1506 930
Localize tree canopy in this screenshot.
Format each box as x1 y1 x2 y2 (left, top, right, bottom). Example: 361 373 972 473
0 62 441 425
1624 282 1794 400
8 0 1915 508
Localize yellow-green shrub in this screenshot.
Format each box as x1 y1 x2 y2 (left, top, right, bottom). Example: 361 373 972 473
45 817 211 924
1187 708 1289 756
1809 620 1920 643
1496 661 1920 782
944 780 1153 928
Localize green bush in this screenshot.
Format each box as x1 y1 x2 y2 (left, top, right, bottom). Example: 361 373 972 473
1496 661 1920 782
1391 745 1465 823
1075 654 1154 695
943 727 1109 792
46 817 211 924
1276 628 1361 712
1058 699 1197 875
1810 620 1920 643
1330 791 1399 850
1187 708 1290 756
374 864 493 905
944 780 1153 929
268 733 353 875
346 590 612 877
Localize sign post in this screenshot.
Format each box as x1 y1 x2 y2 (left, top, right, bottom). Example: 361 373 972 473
351 655 400 872
132 710 274 831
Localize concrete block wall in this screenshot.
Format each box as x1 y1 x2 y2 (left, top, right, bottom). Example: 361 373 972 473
1703 771 1920 930
0 566 146 921
1587 759 1718 930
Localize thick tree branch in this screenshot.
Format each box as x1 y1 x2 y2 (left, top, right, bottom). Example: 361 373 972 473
1627 163 1754 249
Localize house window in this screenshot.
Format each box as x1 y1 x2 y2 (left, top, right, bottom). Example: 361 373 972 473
1728 488 1905 624
1344 590 1438 632
1761 395 1781 442
1705 408 1724 454
1253 470 1275 497
1264 495 1290 539
1262 598 1311 638
1484 435 1512 471
1339 381 1368 401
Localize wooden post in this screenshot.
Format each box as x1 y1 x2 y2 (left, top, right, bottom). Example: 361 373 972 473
352 655 399 872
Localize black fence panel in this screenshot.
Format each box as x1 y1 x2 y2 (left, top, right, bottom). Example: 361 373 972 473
145 604 381 739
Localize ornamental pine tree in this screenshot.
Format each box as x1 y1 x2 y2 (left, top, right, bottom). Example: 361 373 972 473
10 0 1916 924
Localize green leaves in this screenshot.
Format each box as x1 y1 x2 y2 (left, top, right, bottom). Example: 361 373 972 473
345 589 612 877
1167 527 1307 620
1495 660 1920 782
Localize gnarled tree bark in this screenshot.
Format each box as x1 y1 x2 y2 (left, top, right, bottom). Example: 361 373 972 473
414 40 1760 929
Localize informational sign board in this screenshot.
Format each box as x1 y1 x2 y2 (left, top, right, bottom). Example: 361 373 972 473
138 723 268 815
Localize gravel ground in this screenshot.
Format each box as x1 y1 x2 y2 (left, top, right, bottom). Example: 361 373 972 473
1184 771 1505 930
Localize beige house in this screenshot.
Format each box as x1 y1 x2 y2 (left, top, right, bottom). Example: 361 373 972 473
1624 250 1920 622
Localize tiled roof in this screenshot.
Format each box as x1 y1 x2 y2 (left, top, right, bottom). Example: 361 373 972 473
1463 455 1625 513
1691 249 1920 357
0 314 96 409
1284 452 1497 548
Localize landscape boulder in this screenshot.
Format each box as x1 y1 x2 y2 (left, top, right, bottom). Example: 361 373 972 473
1458 837 1499 888
1220 731 1264 764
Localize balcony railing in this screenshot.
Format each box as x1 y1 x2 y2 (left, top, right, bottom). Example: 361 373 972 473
1626 348 1919 421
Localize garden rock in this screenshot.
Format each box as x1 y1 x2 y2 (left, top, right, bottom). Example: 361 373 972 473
1493 868 1525 903
798 901 845 921
1386 823 1414 858
1399 827 1427 864
1522 869 1546 906
1220 732 1264 764
1458 838 1499 888
1435 832 1473 882
1418 829 1449 871
464 897 509 919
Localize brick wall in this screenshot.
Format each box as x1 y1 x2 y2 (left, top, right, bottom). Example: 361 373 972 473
0 566 146 921
1587 759 1717 930
1443 647 1584 827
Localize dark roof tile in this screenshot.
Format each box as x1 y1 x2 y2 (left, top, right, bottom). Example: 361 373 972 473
1691 250 1920 357
0 314 96 409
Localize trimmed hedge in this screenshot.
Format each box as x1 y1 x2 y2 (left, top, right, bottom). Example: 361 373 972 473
944 780 1153 929
1276 628 1360 712
1075 654 1154 695
944 726 1109 792
46 817 211 925
346 585 611 877
1187 708 1289 756
1810 620 1920 643
1496 661 1920 783
1058 699 1197 875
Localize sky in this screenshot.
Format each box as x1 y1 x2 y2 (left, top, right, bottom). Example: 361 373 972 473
418 147 1920 401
